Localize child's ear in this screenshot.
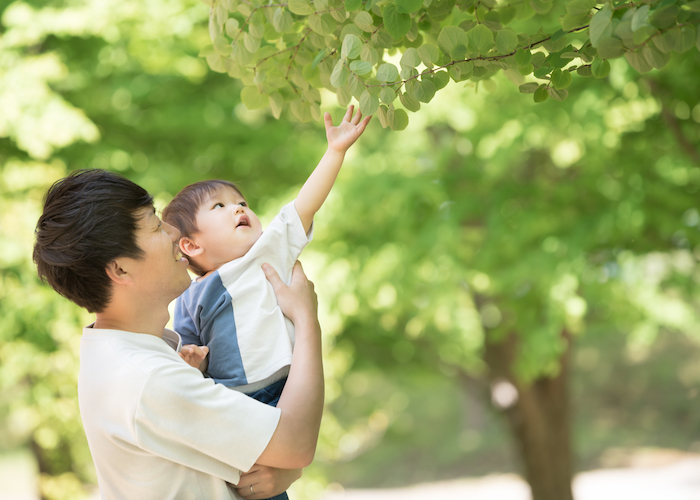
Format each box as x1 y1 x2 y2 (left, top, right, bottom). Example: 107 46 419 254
105 259 133 285
179 237 203 257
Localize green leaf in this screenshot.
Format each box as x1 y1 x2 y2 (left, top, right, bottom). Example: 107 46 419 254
309 13 337 35
534 85 549 102
241 86 269 110
225 19 240 38
550 68 572 89
438 26 467 54
342 34 363 59
380 86 397 103
390 108 409 130
633 25 658 46
433 71 450 89
401 47 422 68
399 91 421 111
577 65 593 77
337 85 352 106
361 44 380 64
631 5 650 32
467 25 495 55
269 92 284 119
377 63 400 82
519 82 540 93
496 29 518 54
417 44 440 66
244 33 261 54
383 4 412 40
311 49 327 69
683 0 700 11
652 32 673 54
287 0 312 14
624 50 652 73
349 60 373 75
597 37 625 59
643 45 671 69
674 26 696 53
354 11 375 32
650 5 679 30
359 90 380 115
214 35 233 56
515 49 532 67
345 0 362 12
290 100 313 122
232 43 252 66
547 87 568 101
396 0 424 14
272 8 293 33
331 59 350 87
559 12 590 32
591 58 610 78
415 79 437 102
566 0 596 17
589 7 613 47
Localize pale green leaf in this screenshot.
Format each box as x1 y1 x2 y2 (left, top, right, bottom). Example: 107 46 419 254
401 47 422 68
331 59 350 87
589 7 613 47
383 4 412 40
342 34 363 59
496 29 518 54
289 0 314 15
467 25 495 55
438 26 467 54
241 86 269 110
359 90 380 115
417 44 440 66
349 60 373 75
354 11 375 32
396 0 424 14
377 63 400 82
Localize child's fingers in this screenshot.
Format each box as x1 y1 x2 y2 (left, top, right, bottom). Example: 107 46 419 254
323 112 333 131
343 105 354 122
356 115 372 134
351 108 363 125
200 346 209 356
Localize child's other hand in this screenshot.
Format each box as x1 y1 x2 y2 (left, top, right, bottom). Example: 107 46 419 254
179 344 209 372
325 105 371 154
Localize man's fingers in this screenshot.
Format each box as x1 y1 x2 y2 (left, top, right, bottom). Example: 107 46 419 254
200 346 209 356
262 263 283 289
288 261 307 286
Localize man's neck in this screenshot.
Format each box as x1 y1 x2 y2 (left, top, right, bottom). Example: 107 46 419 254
93 301 169 338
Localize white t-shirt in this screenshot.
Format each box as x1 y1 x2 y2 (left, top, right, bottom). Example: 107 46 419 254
78 325 280 500
174 201 312 392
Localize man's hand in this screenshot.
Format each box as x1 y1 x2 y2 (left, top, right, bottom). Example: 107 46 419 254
179 344 209 372
263 261 318 327
236 465 302 499
325 105 371 154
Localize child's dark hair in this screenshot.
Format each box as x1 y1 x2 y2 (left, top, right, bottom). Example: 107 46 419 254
33 169 154 313
162 179 243 276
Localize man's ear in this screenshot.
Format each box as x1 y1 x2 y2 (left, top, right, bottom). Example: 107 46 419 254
179 237 203 257
105 259 133 285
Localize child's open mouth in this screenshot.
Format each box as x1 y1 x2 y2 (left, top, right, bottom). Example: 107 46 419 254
236 215 250 228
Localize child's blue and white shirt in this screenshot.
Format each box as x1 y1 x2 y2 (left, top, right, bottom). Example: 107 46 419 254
174 201 313 393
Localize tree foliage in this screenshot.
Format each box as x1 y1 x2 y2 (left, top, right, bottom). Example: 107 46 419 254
202 0 700 128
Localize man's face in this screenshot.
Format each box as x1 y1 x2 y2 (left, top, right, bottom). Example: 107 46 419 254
190 186 263 270
130 207 192 301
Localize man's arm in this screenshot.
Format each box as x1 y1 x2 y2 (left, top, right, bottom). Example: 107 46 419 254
255 262 324 469
295 106 371 233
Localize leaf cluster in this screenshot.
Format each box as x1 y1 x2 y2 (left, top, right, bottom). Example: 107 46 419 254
202 0 700 127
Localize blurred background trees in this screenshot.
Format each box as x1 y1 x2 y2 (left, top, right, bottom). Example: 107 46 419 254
0 1 699 499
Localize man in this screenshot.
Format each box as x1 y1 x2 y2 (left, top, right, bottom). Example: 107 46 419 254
33 169 324 499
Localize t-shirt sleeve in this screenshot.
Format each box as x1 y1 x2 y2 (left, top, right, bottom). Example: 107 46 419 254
272 200 314 262
174 295 201 346
134 361 280 484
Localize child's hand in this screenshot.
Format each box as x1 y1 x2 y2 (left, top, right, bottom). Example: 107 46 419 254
179 344 209 372
325 105 371 154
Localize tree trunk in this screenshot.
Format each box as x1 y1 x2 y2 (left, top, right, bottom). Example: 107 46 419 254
483 330 574 500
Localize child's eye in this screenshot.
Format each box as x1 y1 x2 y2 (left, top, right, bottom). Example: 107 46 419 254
239 202 247 207
213 202 224 208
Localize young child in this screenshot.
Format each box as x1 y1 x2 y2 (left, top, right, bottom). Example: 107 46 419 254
163 107 369 455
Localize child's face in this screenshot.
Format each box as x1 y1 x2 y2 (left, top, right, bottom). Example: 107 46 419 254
191 186 262 269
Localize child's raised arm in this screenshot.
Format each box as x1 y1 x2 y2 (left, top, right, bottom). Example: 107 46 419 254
295 106 371 233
